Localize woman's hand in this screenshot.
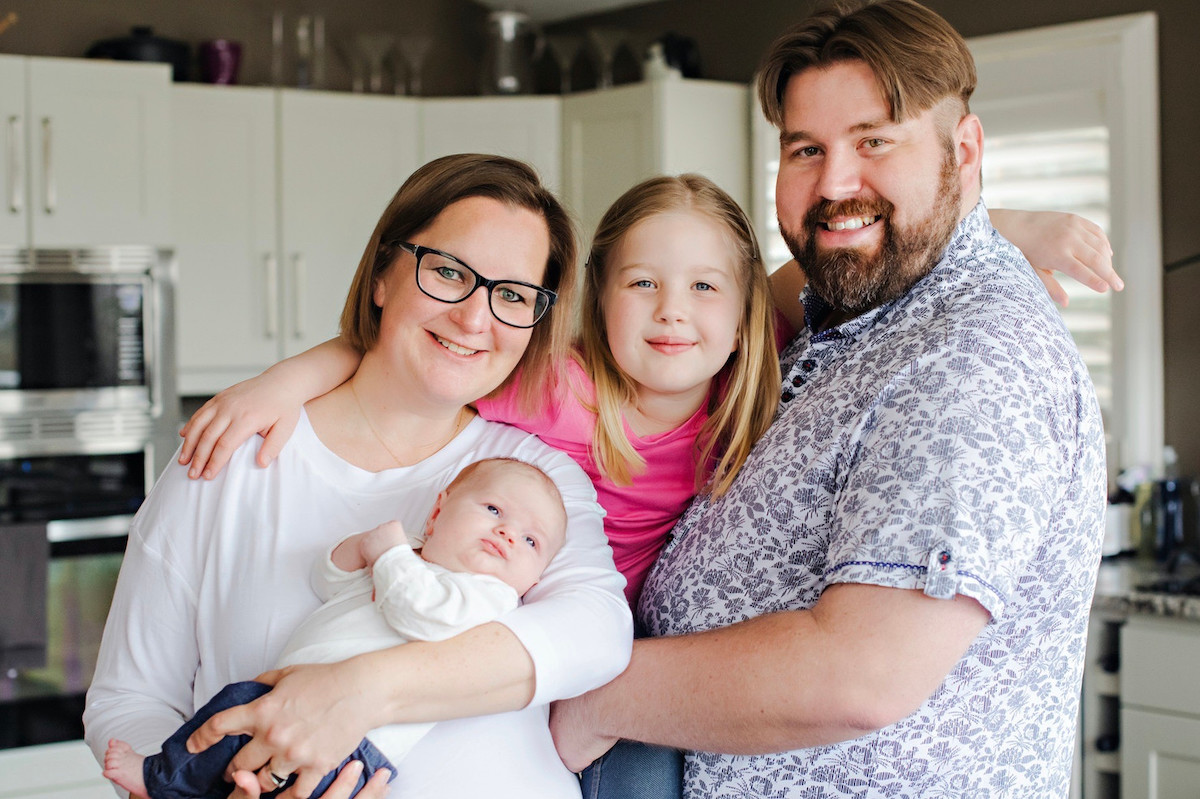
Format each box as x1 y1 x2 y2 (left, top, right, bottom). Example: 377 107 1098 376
179 372 304 479
989 208 1123 306
226 759 391 799
187 662 384 799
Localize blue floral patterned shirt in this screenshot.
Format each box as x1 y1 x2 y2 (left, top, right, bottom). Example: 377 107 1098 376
639 202 1107 798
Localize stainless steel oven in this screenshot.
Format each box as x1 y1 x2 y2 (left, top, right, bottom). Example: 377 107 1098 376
0 246 179 749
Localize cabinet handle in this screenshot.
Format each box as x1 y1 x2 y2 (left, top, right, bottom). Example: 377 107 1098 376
264 253 279 339
6 115 21 214
41 117 55 214
292 253 306 340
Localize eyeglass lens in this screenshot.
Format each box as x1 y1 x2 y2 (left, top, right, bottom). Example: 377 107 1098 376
415 250 549 327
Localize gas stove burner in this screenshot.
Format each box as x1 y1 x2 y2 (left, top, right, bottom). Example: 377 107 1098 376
1136 575 1200 596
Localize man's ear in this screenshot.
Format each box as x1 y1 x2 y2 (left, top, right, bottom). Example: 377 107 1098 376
954 113 984 198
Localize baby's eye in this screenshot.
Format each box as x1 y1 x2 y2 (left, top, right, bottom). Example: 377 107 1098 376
485 504 501 516
523 535 538 549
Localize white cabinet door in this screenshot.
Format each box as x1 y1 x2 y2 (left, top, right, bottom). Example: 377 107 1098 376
172 85 278 394
562 79 749 248
279 91 421 357
562 84 656 246
420 97 562 192
0 55 27 247
1122 708 1200 799
0 740 112 799
26 57 171 247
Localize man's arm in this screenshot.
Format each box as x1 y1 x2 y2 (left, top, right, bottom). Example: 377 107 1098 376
551 582 989 769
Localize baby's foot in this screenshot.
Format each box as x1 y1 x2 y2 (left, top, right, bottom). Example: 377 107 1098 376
103 738 149 799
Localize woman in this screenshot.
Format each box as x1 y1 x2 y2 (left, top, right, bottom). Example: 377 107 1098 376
83 154 632 799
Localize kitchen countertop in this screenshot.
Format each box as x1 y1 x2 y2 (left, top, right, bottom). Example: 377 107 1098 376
1092 555 1200 622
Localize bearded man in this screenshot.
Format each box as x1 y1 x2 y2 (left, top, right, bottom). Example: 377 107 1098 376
550 1 1107 797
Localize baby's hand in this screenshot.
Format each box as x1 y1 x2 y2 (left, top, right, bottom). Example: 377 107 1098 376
360 521 408 568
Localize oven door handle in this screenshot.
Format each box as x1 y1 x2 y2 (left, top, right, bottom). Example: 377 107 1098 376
46 514 134 543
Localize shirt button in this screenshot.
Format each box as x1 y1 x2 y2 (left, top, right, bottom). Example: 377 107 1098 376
781 390 794 402
791 375 805 387
801 359 817 372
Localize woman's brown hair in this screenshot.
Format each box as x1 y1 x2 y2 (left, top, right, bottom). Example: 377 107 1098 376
339 153 578 411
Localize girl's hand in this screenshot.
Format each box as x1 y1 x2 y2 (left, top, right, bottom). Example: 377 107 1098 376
178 372 303 479
186 662 382 799
990 208 1123 306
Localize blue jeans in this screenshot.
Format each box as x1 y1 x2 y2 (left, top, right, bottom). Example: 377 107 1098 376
579 740 683 799
143 681 395 799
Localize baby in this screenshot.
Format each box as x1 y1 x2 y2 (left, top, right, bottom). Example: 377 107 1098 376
103 456 568 799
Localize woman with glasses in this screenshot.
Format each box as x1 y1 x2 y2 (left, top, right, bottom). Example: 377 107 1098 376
84 154 632 799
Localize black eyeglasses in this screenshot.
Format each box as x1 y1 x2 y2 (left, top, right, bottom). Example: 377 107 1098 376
398 243 556 329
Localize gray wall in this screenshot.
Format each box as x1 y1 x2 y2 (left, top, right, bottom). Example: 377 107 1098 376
0 0 489 95
555 0 1200 478
4 0 1196 474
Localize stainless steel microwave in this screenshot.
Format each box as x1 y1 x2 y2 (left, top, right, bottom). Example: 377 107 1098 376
0 248 171 412
0 247 179 462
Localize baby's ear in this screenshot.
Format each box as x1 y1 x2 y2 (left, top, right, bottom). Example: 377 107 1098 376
423 491 447 538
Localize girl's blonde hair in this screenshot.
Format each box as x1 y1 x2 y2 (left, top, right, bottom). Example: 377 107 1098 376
579 174 780 496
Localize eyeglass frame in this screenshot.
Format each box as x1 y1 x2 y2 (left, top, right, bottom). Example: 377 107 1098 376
396 242 558 329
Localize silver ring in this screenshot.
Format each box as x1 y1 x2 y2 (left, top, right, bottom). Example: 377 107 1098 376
268 770 289 789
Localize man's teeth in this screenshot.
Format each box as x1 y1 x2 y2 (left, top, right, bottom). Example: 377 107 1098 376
436 336 478 356
824 215 879 231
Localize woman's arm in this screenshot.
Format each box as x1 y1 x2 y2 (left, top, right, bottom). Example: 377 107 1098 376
83 467 210 763
180 338 362 479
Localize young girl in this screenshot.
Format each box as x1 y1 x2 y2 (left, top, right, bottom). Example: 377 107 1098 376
178 176 1118 608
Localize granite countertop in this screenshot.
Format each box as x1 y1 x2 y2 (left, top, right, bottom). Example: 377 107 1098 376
1092 556 1200 622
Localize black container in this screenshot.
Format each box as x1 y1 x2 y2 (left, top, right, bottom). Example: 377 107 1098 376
85 26 190 82
1138 477 1200 569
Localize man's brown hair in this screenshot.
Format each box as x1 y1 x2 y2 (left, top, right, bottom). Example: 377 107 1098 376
756 0 977 127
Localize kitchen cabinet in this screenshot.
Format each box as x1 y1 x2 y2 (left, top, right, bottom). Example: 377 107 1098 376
172 85 278 394
172 87 420 394
420 97 561 192
562 78 749 245
0 739 111 798
1120 615 1200 798
0 55 170 250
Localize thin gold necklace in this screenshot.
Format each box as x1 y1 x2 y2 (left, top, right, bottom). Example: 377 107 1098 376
350 382 469 467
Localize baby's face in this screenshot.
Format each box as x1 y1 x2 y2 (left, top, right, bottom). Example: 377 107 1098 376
420 463 567 596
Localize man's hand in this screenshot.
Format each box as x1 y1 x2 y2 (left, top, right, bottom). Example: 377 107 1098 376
549 692 620 773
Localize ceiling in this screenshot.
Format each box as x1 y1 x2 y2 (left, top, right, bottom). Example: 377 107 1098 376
472 0 651 24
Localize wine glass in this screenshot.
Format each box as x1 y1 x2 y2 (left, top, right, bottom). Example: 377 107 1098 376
587 28 627 90
397 33 432 96
355 33 395 94
544 33 582 94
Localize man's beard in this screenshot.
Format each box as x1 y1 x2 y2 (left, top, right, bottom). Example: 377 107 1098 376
780 148 961 317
